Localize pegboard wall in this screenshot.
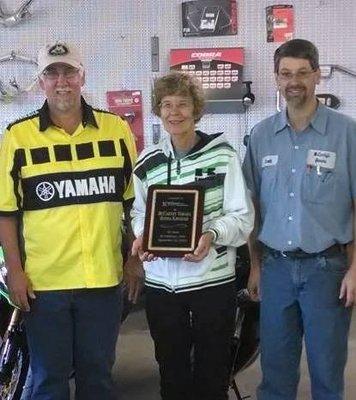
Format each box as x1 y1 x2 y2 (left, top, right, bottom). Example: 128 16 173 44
1 0 356 157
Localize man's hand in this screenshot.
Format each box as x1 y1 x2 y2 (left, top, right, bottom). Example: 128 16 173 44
183 232 213 262
7 268 35 311
131 235 157 262
123 255 144 304
247 265 261 302
339 265 356 307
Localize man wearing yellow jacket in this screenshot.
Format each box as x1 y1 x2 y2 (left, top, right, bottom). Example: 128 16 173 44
0 40 137 400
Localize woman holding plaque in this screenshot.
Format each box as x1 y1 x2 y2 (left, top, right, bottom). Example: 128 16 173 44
130 71 254 400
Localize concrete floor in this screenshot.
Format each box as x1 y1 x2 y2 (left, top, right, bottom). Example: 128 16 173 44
114 307 356 400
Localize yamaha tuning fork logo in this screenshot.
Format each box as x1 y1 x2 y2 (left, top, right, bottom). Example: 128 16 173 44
36 182 55 201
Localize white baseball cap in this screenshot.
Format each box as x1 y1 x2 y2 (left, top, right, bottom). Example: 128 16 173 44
38 41 83 74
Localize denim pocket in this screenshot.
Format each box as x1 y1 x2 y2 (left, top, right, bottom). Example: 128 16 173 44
318 253 348 275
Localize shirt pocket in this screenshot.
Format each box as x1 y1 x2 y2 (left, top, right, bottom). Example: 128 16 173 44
302 168 336 204
260 165 278 205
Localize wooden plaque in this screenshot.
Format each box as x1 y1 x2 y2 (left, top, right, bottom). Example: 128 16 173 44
142 184 204 257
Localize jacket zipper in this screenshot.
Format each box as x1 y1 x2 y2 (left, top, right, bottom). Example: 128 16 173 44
166 258 176 292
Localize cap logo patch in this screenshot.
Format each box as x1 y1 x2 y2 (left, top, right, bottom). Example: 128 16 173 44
48 44 68 56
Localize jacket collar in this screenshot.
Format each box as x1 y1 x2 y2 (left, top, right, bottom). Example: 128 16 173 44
165 130 224 158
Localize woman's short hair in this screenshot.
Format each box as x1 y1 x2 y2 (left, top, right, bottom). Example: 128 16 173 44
152 71 205 122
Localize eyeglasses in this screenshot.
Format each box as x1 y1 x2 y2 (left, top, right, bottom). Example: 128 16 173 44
160 100 193 112
42 67 81 80
277 70 316 81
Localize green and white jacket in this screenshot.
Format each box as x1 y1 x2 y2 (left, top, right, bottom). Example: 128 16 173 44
131 131 254 293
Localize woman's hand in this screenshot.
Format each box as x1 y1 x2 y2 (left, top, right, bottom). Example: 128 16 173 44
183 231 214 262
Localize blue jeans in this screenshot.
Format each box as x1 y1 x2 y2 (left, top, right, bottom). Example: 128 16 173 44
24 286 122 400
257 252 352 400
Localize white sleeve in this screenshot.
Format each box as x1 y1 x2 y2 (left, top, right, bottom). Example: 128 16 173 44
130 172 148 238
208 153 255 247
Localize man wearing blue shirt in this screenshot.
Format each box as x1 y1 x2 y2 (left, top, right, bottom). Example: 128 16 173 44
243 39 356 400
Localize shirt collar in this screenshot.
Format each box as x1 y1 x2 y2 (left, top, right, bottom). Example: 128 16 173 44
273 109 289 134
309 103 328 135
38 96 99 132
273 101 328 136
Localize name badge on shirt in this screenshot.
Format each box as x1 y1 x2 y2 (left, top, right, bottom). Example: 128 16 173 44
307 150 336 169
262 155 278 168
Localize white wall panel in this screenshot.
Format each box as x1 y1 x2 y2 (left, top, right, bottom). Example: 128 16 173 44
0 0 355 156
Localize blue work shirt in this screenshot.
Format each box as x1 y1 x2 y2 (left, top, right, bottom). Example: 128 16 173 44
243 103 356 253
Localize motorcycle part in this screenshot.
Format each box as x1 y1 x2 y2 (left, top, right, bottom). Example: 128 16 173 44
0 321 29 400
242 81 255 107
0 250 30 400
0 307 29 400
0 50 38 102
243 134 250 147
242 81 254 148
123 111 135 123
229 245 260 399
0 0 35 27
276 89 283 112
151 36 159 72
152 124 161 144
316 93 341 109
320 64 356 79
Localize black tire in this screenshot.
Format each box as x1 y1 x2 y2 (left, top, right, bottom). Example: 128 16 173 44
230 244 260 376
0 347 29 400
0 298 12 338
0 320 30 400
231 303 260 376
